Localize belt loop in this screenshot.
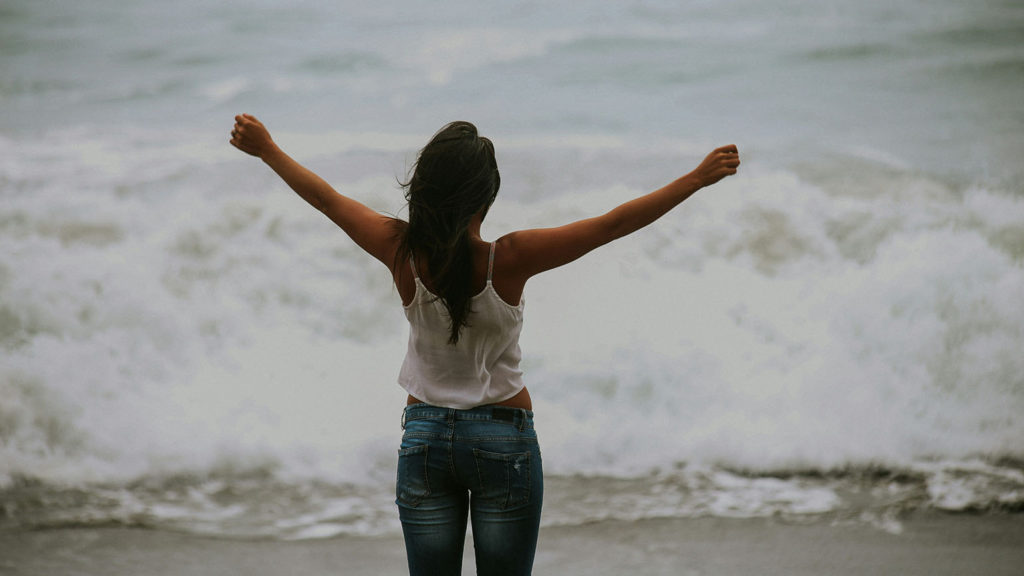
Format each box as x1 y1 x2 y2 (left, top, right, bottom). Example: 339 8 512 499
517 409 525 432
401 407 407 430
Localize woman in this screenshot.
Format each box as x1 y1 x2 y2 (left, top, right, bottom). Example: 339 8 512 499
229 115 739 575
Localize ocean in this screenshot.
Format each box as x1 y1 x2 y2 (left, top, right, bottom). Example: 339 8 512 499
2 0 1023 541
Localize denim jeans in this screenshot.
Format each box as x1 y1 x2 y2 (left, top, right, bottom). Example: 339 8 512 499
396 403 543 576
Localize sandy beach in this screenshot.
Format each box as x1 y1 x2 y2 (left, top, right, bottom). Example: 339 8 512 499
2 512 1021 576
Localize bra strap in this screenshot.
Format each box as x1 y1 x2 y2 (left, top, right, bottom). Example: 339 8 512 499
487 241 496 283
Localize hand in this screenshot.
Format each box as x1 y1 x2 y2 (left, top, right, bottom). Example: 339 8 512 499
693 145 740 188
229 114 278 159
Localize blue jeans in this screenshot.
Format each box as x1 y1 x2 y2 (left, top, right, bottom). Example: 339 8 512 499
396 403 543 576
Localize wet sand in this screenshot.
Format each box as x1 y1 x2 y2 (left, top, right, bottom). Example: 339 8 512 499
2 513 1021 575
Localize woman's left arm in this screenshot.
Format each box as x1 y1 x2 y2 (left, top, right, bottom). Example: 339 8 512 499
230 114 399 266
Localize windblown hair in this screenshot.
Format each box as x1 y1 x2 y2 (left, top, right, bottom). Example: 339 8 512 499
396 121 500 344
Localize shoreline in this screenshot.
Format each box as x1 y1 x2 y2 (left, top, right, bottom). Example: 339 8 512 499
2 512 1022 575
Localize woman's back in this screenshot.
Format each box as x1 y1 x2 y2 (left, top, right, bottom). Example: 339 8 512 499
399 240 526 409
395 236 523 308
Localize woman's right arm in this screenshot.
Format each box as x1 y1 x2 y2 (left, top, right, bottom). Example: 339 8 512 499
502 145 739 280
230 114 401 268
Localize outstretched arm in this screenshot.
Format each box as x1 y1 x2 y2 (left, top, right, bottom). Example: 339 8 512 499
502 145 740 280
229 114 399 266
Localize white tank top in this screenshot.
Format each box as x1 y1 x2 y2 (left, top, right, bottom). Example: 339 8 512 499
398 242 525 409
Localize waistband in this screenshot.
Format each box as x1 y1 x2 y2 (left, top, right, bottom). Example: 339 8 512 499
402 403 534 431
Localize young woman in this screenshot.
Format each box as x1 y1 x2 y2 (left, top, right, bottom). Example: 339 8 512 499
229 115 739 576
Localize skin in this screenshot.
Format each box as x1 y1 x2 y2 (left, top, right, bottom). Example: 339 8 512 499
230 114 740 410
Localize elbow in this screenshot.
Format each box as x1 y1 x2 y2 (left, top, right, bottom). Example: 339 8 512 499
605 208 638 241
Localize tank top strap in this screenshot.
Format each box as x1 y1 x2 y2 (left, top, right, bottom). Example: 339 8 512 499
409 253 420 280
487 241 496 283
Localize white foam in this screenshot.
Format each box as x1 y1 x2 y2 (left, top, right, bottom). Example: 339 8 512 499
2 126 1023 494
201 77 251 103
509 164 1024 476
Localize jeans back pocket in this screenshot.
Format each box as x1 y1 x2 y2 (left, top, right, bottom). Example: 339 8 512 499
396 444 430 508
472 449 532 511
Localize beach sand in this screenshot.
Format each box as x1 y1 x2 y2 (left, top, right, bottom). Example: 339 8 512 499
2 513 1021 575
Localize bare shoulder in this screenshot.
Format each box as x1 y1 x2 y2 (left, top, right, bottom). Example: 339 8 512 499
382 218 409 276
491 233 530 304
494 231 532 279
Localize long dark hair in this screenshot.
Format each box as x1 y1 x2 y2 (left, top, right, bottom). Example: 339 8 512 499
396 121 500 344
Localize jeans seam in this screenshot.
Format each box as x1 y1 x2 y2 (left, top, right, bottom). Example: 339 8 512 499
513 451 531 509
